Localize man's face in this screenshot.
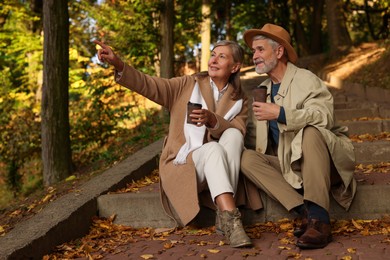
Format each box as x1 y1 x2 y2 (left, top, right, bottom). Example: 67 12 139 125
251 39 278 75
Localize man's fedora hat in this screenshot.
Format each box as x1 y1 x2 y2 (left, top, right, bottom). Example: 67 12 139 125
243 23 298 64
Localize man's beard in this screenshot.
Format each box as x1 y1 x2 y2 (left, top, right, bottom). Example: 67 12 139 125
254 55 278 74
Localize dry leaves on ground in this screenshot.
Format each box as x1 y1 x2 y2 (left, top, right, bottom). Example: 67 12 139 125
0 186 61 236
109 169 160 194
355 162 390 174
43 163 389 259
349 131 390 143
43 215 390 259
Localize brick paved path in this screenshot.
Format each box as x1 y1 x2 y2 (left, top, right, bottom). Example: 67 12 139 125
90 230 390 259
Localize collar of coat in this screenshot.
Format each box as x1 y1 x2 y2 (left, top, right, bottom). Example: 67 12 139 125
195 74 241 116
262 62 298 99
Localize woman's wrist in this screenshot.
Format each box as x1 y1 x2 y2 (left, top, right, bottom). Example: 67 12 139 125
115 59 125 72
205 113 217 128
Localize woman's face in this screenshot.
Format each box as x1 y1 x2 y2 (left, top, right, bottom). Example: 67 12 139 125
208 45 239 83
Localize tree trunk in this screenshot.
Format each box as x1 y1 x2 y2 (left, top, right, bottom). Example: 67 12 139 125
224 1 232 41
200 0 211 72
42 0 72 185
325 0 352 54
160 0 174 78
292 0 310 57
310 0 325 54
363 0 377 40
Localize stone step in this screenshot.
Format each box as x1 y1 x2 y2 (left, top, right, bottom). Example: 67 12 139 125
97 138 389 229
97 177 390 229
353 140 390 164
343 119 390 135
245 131 388 165
334 107 379 121
98 192 177 228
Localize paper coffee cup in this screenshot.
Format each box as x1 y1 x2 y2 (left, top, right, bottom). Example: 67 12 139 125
187 101 202 124
252 85 268 102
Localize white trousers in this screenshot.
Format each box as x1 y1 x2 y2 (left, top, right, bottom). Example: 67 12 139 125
192 128 244 202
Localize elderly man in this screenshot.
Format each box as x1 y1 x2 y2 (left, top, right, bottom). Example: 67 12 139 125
240 23 357 249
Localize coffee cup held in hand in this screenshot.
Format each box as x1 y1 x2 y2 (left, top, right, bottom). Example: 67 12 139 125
252 85 268 102
187 101 202 124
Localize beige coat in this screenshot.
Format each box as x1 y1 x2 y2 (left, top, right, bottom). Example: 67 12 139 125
253 62 357 210
116 64 249 226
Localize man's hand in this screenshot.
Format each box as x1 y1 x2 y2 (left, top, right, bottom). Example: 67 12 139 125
94 40 124 72
253 102 280 121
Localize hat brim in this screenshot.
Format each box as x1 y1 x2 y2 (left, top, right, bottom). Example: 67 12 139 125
243 29 298 64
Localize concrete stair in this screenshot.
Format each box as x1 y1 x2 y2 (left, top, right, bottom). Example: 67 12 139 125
97 138 389 229
96 72 390 229
97 181 390 229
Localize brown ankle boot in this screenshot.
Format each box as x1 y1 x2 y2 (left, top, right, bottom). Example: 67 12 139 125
293 217 308 237
215 209 223 235
296 219 332 249
219 208 252 248
293 210 308 238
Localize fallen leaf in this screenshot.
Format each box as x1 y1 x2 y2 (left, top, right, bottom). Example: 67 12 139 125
347 248 356 253
163 242 174 249
197 240 208 246
80 244 93 253
287 252 301 258
360 229 370 236
47 186 56 193
352 219 363 230
66 175 77 181
41 194 53 203
140 254 154 259
9 209 22 217
154 227 175 235
279 222 293 232
108 214 116 222
207 249 220 253
279 237 294 245
99 223 111 229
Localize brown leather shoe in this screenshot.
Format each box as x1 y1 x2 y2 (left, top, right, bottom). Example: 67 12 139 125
296 219 332 249
293 217 308 238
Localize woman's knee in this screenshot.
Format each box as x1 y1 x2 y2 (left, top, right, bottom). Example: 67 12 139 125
224 127 241 135
221 128 243 144
202 142 225 157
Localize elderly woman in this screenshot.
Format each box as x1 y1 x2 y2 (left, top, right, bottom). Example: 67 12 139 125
95 40 251 247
